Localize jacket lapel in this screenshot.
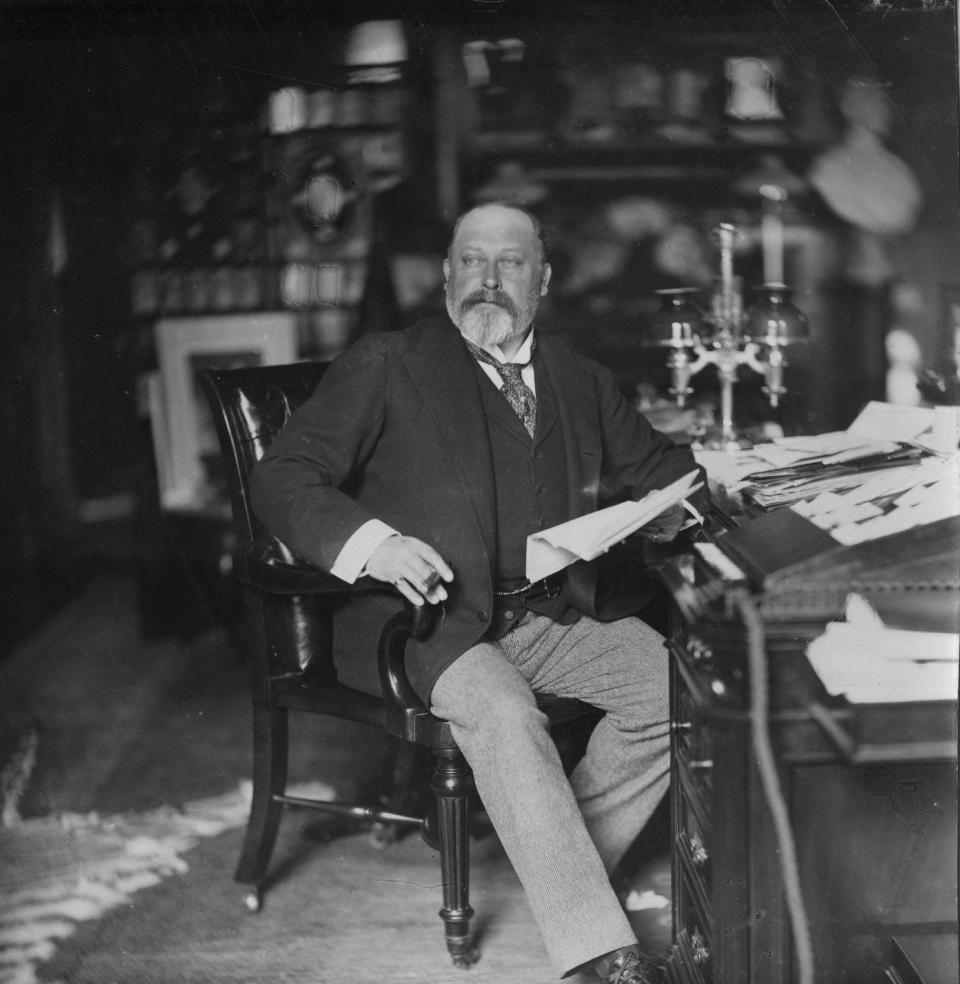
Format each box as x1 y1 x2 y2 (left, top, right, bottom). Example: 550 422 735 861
402 318 497 553
400 322 604 571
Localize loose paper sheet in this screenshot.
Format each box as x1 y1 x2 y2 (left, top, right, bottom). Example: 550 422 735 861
525 470 702 581
848 401 938 444
806 594 959 704
693 449 772 490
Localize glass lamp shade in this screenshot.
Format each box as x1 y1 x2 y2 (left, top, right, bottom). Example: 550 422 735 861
743 283 808 345
647 287 702 347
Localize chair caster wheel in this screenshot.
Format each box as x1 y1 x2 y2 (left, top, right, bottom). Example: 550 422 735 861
243 887 263 913
450 945 480 969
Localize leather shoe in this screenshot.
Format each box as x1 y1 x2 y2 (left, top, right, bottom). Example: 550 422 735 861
591 945 660 984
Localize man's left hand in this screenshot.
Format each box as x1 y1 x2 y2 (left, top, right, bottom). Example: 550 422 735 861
639 502 687 544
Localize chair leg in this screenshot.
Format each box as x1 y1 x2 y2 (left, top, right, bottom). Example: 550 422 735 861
235 700 288 909
371 739 425 847
431 746 479 968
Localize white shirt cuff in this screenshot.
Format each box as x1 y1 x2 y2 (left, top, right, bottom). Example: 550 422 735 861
330 520 399 583
681 498 705 529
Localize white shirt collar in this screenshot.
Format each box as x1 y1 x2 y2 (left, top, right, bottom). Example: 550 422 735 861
477 327 535 365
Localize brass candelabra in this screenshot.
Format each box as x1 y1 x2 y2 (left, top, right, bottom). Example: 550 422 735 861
648 222 807 449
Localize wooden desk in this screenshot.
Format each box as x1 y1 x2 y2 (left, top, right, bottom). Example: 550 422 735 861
660 548 958 984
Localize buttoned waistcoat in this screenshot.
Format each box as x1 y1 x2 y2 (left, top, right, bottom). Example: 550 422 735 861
250 315 705 702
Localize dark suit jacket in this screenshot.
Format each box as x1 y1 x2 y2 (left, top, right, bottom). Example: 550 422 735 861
250 315 708 702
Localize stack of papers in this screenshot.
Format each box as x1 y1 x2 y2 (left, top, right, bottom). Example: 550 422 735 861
742 444 928 510
807 595 959 704
525 470 702 581
695 402 960 542
794 455 960 544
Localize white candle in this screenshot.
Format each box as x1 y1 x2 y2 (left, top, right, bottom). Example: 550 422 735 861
716 224 737 326
762 211 784 284
760 184 787 285
718 224 734 290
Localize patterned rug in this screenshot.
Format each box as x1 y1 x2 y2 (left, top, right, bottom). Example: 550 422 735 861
2 781 671 984
0 781 267 984
1 781 564 984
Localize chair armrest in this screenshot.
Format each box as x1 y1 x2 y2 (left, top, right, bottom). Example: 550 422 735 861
235 540 384 596
378 602 439 718
237 541 436 629
235 539 437 713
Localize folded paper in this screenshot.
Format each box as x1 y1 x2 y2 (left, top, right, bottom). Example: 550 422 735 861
525 470 702 581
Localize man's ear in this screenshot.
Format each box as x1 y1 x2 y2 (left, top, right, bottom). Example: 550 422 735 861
442 258 450 283
540 262 552 295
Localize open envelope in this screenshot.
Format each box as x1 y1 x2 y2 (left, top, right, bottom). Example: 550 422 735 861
525 470 703 581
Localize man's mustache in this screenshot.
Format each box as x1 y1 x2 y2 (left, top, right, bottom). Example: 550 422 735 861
460 289 518 317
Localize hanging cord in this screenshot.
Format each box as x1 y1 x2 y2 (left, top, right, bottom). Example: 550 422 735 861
729 587 815 984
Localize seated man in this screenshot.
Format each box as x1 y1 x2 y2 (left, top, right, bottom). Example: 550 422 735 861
250 201 709 984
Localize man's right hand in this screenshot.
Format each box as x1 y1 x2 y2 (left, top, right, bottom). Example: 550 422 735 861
365 535 454 607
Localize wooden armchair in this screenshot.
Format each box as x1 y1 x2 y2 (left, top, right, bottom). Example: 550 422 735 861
198 360 598 969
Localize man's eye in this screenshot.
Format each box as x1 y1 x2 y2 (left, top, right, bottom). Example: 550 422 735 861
500 257 521 268
462 256 481 266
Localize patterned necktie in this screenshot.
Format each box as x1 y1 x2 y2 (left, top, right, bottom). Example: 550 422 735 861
465 339 537 437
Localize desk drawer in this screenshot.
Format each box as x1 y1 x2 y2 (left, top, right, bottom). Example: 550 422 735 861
676 785 712 898
674 870 714 984
666 930 709 984
673 693 714 804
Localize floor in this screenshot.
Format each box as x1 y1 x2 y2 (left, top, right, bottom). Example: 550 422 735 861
1 558 674 979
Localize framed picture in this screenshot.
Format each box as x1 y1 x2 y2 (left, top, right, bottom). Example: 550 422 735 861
152 312 299 511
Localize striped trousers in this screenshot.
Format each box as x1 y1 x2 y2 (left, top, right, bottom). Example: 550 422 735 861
430 611 671 977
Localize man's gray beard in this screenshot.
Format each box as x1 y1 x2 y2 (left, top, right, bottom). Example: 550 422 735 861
455 303 518 347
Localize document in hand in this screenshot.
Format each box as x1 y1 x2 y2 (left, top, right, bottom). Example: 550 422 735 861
525 470 703 582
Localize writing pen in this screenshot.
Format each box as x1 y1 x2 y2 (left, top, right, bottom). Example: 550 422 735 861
752 458 930 498
744 446 926 483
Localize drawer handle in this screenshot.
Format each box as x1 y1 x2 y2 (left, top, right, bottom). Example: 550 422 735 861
689 833 709 868
687 637 714 662
691 930 711 966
